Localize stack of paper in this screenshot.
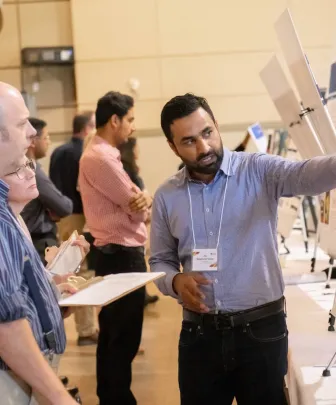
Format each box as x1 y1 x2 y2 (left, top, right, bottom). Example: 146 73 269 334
47 231 84 276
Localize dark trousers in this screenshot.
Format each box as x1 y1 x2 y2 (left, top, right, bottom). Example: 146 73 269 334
179 312 288 405
31 232 58 265
82 231 98 271
96 245 146 405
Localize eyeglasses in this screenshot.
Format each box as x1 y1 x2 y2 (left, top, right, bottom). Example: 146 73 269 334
6 159 36 180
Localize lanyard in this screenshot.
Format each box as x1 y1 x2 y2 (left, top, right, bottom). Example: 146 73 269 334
187 155 232 250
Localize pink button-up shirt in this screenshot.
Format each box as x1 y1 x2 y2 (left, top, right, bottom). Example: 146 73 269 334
79 136 148 247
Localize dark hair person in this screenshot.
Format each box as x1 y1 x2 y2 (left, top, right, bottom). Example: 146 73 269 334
118 137 144 190
118 137 159 307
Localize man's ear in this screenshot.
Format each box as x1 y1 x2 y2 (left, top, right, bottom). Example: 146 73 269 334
29 138 37 149
109 114 120 129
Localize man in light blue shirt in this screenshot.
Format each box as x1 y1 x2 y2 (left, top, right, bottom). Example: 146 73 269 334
149 93 336 405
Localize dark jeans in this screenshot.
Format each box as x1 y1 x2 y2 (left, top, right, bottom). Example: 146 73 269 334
96 245 146 405
82 231 98 271
179 312 288 405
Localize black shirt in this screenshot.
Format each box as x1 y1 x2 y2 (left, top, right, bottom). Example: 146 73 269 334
22 163 73 237
122 161 145 191
49 137 83 214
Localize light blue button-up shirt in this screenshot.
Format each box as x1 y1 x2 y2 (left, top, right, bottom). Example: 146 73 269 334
149 149 336 314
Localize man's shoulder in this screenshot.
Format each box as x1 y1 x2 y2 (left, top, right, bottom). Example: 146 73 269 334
81 142 119 168
52 142 70 155
232 151 271 170
0 207 21 239
35 163 52 186
35 162 47 177
154 172 185 200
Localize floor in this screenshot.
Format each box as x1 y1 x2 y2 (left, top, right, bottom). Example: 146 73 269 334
60 282 182 405
59 230 329 405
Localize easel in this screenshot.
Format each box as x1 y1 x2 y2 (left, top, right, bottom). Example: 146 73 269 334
328 284 336 332
310 222 320 272
322 351 336 377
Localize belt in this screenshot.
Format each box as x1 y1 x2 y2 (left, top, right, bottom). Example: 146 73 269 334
97 243 144 255
184 297 285 329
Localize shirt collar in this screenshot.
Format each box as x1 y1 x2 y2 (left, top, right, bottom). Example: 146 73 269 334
92 135 121 159
0 179 9 202
71 136 84 145
176 148 235 187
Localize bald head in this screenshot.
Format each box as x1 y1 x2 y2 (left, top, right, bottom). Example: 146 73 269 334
0 82 36 177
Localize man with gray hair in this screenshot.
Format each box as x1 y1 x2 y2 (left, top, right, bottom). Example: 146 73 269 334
0 82 77 404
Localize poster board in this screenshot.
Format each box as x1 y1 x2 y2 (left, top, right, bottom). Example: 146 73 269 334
260 55 323 159
319 190 336 257
275 8 336 155
247 123 268 153
261 8 336 251
277 142 303 238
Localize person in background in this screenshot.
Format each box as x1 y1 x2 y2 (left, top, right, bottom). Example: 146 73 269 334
118 137 159 306
178 131 250 170
22 118 73 261
0 81 78 405
50 111 95 238
79 91 151 405
50 111 98 346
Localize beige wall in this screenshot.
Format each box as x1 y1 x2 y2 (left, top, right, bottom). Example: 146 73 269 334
70 0 334 131
70 0 334 191
0 1 334 192
0 0 74 135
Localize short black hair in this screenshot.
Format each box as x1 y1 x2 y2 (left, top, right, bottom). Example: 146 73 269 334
73 113 92 134
95 91 134 129
28 117 47 137
161 93 216 143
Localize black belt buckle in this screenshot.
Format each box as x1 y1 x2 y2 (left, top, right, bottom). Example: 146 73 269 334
44 330 56 351
214 314 233 330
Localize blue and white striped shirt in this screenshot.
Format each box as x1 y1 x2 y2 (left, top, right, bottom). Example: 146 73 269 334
0 180 66 370
150 149 336 314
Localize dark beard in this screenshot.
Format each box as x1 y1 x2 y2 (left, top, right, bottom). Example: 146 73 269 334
183 147 224 175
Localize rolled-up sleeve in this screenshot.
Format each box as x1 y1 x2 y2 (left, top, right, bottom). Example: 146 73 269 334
0 224 27 322
149 191 180 299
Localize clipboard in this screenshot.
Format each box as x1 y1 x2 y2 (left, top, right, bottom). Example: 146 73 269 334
58 272 166 307
46 230 85 276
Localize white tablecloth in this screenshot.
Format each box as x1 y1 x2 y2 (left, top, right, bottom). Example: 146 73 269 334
285 283 336 405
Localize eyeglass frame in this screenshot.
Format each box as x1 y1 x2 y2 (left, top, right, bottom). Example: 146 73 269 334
6 159 36 180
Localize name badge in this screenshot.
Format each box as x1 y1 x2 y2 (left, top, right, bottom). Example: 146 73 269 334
192 249 218 271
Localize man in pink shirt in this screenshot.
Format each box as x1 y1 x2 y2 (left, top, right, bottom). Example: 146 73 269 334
79 91 151 405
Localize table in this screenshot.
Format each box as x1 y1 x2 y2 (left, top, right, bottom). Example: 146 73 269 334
286 283 336 404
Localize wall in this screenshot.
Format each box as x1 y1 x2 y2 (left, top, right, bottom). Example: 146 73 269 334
0 0 75 136
70 0 335 130
0 1 334 192
70 0 335 192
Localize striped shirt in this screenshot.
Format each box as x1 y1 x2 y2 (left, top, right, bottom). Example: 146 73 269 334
150 149 336 314
79 135 148 247
0 180 66 370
